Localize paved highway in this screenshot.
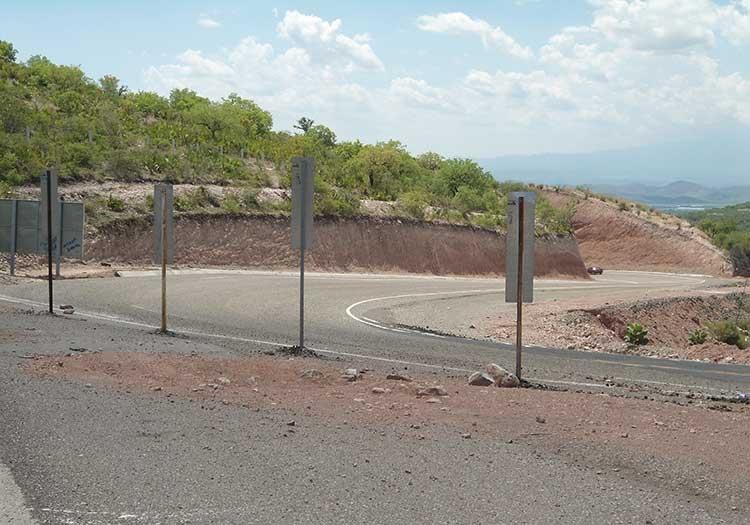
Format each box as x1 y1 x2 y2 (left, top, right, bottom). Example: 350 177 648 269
2 270 750 524
1 269 747 394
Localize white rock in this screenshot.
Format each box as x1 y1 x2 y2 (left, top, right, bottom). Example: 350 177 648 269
416 386 448 397
485 363 520 388
468 372 495 387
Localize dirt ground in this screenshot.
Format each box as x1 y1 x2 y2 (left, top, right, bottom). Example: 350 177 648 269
26 350 750 494
484 286 750 363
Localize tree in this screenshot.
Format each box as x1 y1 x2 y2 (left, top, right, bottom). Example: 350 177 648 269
100 75 127 97
223 93 273 137
438 159 494 196
294 117 315 133
0 41 17 63
169 88 208 112
188 103 240 142
308 124 336 147
417 151 443 171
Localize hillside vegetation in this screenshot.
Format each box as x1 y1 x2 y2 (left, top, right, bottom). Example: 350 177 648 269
679 203 750 275
0 41 573 234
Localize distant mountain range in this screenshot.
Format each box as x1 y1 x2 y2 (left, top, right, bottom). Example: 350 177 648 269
584 181 750 209
477 127 750 207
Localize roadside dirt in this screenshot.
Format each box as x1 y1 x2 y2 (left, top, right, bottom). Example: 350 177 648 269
26 350 750 502
545 189 731 276
483 289 750 363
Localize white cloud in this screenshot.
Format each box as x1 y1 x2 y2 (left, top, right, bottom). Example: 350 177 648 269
277 10 384 71
417 12 533 60
717 0 750 44
588 0 750 52
144 34 375 137
197 16 221 29
388 77 457 112
145 5 750 157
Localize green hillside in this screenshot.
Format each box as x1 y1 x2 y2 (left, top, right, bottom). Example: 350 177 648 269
0 40 573 233
679 203 750 275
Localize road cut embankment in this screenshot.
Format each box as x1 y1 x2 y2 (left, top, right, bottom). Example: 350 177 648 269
544 190 731 276
86 214 590 279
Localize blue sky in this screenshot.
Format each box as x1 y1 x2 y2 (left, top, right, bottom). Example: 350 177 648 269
2 1 750 167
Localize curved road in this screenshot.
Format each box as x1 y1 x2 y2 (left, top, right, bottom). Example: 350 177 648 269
1 269 747 394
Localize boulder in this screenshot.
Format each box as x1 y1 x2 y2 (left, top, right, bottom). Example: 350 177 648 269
485 363 520 388
468 372 495 387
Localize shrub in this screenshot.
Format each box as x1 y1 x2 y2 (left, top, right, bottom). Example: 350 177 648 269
624 323 649 346
396 191 429 220
316 188 360 216
688 328 708 345
706 320 750 349
0 180 14 198
240 187 260 209
471 213 502 230
174 186 217 211
106 194 126 212
220 193 242 213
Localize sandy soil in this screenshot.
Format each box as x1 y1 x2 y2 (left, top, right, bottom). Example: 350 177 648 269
26 350 750 492
545 189 731 276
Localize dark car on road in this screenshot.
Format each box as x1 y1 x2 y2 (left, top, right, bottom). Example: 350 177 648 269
587 266 604 275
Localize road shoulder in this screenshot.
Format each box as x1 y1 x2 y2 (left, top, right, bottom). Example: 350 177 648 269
0 462 36 525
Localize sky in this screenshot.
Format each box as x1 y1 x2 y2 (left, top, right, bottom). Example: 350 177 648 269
2 0 750 164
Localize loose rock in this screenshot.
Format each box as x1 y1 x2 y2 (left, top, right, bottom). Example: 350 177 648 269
485 363 520 388
372 387 388 394
386 373 413 382
416 386 448 397
300 369 324 380
342 368 359 382
468 372 495 387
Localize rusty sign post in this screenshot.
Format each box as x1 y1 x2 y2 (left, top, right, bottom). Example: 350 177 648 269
153 183 174 333
505 192 536 381
291 157 314 350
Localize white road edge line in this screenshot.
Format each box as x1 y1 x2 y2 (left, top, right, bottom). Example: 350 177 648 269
0 293 734 394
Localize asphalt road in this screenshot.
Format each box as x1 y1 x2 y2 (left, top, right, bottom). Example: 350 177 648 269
1 269 747 394
2 271 750 524
0 304 747 524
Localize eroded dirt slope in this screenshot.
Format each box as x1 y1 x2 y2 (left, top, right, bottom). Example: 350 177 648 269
545 189 731 275
86 215 590 278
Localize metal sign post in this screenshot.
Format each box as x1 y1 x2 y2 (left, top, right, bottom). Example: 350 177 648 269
291 157 314 349
40 170 58 314
161 189 167 332
9 200 17 276
505 192 536 381
153 183 174 333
